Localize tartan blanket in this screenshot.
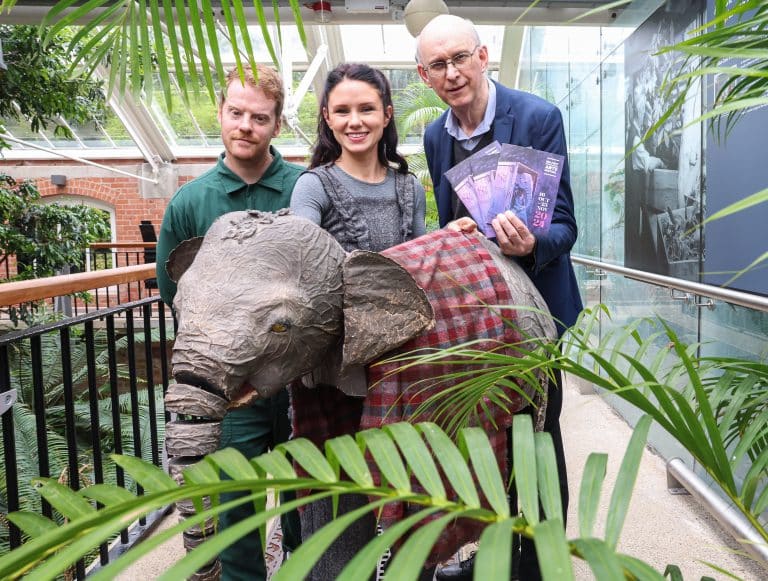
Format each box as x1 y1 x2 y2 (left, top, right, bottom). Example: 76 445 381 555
291 230 532 565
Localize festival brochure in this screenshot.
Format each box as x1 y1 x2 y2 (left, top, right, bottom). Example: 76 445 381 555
493 143 564 235
443 141 565 236
443 158 481 226
444 142 501 237
488 146 521 223
467 142 502 237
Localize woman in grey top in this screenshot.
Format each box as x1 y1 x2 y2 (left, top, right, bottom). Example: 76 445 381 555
289 63 428 580
291 63 426 251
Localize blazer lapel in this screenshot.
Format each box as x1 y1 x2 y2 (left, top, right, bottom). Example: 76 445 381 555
492 81 515 144
435 120 455 226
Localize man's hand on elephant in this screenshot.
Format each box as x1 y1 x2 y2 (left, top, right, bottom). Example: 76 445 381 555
446 217 477 233
492 211 536 257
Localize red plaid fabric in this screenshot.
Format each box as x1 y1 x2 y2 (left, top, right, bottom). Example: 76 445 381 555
291 230 529 564
363 230 525 565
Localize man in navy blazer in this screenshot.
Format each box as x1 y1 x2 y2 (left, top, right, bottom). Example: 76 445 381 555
417 14 583 581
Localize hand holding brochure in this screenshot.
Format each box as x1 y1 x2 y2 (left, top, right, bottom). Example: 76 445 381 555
443 140 564 237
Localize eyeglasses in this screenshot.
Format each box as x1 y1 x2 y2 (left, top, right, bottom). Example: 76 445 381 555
422 45 481 79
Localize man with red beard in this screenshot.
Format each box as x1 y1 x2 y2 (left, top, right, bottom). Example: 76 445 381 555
156 64 302 581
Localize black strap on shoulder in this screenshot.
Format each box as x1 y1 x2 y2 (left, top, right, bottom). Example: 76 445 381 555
394 171 415 242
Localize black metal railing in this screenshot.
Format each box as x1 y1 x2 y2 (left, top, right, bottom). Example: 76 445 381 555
0 296 171 577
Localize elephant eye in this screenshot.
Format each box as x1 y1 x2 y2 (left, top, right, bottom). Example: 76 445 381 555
270 321 290 333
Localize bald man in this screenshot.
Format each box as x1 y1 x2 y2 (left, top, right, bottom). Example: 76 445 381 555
417 15 583 581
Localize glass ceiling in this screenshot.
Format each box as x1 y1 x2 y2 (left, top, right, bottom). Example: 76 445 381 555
0 22 630 162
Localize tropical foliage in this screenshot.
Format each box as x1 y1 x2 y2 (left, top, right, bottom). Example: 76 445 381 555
655 0 768 242
561 308 768 535
0 0 765 578
395 81 447 231
381 304 768 545
0 174 111 281
574 0 768 231
0 24 106 150
0 322 167 556
0 307 765 578
0 174 111 324
0 0 306 111
0 414 659 580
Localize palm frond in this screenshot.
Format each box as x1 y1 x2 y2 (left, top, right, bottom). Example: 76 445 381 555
655 1 768 140
396 82 447 138
381 305 767 548
560 308 768 541
0 417 659 580
24 0 307 109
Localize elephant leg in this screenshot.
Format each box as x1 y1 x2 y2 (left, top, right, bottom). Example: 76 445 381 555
166 383 227 580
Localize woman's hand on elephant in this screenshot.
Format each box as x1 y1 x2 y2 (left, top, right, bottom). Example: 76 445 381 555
492 211 536 257
446 217 477 233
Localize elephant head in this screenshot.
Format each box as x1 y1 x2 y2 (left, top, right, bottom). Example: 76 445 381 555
165 209 433 407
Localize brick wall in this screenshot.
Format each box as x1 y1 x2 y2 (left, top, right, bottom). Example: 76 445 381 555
0 154 306 243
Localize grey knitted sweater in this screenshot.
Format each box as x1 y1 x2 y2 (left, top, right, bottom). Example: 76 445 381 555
290 164 426 252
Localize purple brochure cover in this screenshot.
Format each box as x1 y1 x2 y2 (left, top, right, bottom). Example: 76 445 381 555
492 144 564 235
444 158 481 225
489 145 521 222
468 145 501 237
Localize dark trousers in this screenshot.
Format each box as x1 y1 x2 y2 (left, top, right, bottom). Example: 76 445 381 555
218 391 301 581
508 369 568 581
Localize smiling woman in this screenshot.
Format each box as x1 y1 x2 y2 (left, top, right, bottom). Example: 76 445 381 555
290 62 427 251
289 62 429 579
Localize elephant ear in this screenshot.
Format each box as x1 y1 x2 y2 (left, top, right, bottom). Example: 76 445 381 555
166 237 204 283
341 251 434 373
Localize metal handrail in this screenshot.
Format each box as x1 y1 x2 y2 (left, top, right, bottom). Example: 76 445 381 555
573 254 768 572
667 459 768 569
0 263 155 307
572 255 768 313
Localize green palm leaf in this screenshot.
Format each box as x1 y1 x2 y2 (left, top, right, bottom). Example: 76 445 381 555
337 506 444 581
326 434 374 487
578 453 607 538
655 0 768 136
572 537 625 580
0 418 662 580
513 414 539 525
389 304 767 553
604 415 651 548
532 518 574 580
475 519 516 579
386 422 446 500
25 0 307 108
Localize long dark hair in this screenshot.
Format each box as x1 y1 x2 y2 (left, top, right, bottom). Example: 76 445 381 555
310 63 409 174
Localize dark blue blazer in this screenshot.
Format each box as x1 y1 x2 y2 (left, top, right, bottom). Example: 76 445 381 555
424 81 583 335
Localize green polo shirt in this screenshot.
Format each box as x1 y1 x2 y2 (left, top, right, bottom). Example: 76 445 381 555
156 148 303 306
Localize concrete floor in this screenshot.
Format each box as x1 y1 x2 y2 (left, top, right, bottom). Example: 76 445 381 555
115 378 767 580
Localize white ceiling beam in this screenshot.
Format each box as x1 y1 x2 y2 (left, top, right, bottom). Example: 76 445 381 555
497 25 525 89
103 77 177 169
2 2 625 26
304 24 345 104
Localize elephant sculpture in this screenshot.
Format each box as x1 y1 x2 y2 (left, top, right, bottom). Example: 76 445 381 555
163 209 556 577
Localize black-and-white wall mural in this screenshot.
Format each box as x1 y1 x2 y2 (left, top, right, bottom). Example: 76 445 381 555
624 0 703 280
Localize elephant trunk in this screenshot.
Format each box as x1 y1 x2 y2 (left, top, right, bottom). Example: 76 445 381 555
164 377 228 579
